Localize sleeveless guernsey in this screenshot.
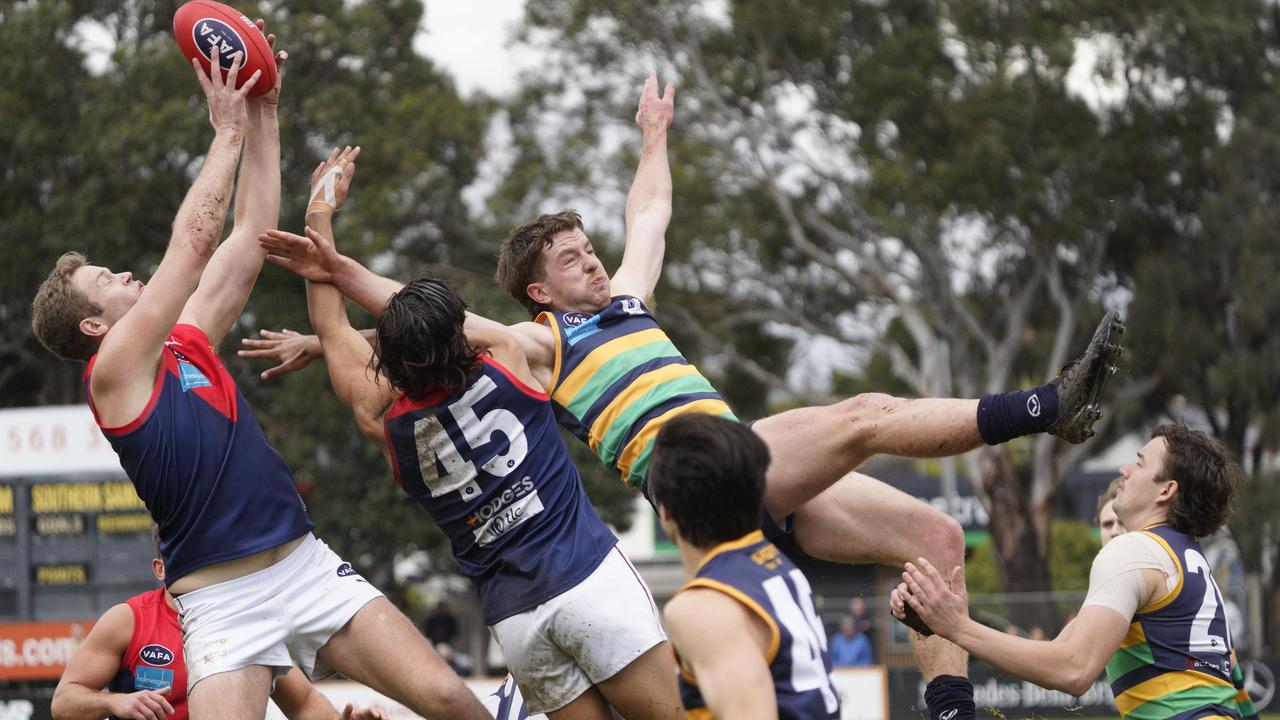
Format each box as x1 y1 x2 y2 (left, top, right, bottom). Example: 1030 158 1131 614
537 296 736 491
383 356 616 624
675 530 840 719
85 324 313 584
107 588 188 720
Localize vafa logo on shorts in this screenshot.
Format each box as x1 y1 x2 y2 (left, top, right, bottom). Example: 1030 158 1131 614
336 562 366 583
139 644 175 667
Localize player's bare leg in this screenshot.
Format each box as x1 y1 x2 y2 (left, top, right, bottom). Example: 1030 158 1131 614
595 642 685 720
754 311 1124 519
316 597 490 719
754 395 980 517
790 472 970 705
912 623 976 720
547 685 613 720
187 665 273 720
790 472 963 570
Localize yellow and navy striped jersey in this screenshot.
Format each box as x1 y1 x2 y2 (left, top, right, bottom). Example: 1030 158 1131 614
1106 524 1242 720
537 296 737 491
675 530 840 719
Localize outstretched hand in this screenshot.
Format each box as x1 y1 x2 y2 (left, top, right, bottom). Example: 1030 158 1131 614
259 226 343 283
893 558 970 640
193 42 259 133
307 145 361 216
635 70 675 137
249 17 288 106
237 328 320 381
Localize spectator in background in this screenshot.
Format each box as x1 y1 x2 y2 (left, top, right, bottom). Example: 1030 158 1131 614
849 596 872 635
829 616 873 667
1096 477 1124 545
423 601 459 648
435 642 475 678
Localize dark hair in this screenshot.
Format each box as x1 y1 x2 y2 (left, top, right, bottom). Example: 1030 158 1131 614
496 209 583 317
1151 423 1239 538
648 414 769 548
373 278 479 399
1095 476 1123 524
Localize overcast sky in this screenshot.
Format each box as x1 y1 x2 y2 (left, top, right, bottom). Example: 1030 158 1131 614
415 0 531 98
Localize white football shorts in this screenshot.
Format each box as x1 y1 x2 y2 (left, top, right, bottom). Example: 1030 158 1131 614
490 545 667 714
173 533 384 690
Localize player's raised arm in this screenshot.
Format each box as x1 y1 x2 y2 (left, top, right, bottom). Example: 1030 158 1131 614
90 48 258 422
178 21 287 346
306 270 396 452
251 157 552 382
281 155 396 449
663 589 779 720
258 149 403 319
610 71 675 307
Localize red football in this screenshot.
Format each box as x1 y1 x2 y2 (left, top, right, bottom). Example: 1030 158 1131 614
173 0 275 96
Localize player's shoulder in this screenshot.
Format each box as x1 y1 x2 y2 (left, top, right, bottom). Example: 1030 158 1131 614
1090 531 1172 579
1100 531 1148 554
508 320 555 344
86 602 137 649
1106 530 1169 559
666 584 755 632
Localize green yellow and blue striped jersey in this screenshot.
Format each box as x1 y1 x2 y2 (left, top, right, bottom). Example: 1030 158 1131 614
537 296 737 491
1105 524 1242 720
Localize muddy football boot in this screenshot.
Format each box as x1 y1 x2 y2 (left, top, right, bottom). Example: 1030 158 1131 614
1047 311 1125 444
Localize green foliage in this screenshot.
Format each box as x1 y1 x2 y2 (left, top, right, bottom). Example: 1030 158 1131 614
504 3 1280 639
0 0 493 594
966 521 1101 625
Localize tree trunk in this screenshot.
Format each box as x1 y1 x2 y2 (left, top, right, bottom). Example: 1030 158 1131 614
979 445 1060 634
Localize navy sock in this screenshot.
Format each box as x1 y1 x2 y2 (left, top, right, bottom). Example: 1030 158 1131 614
975 384 1059 445
925 674 975 720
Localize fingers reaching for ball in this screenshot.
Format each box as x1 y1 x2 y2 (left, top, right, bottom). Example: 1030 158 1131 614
196 46 260 133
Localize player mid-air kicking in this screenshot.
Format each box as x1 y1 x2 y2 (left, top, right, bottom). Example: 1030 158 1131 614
30 32 488 720
284 152 681 719
243 69 1125 697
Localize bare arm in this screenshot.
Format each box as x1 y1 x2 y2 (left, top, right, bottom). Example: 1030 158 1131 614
52 604 176 720
304 220 397 452
610 72 675 306
897 560 1130 695
271 668 337 719
178 26 288 346
270 666 387 720
257 159 402 319
663 589 779 720
91 49 258 428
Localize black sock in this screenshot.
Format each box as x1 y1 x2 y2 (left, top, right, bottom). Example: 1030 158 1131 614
975 384 1059 445
925 674 975 720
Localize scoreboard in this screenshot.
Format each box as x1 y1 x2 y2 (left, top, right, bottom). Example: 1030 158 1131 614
0 406 156 671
